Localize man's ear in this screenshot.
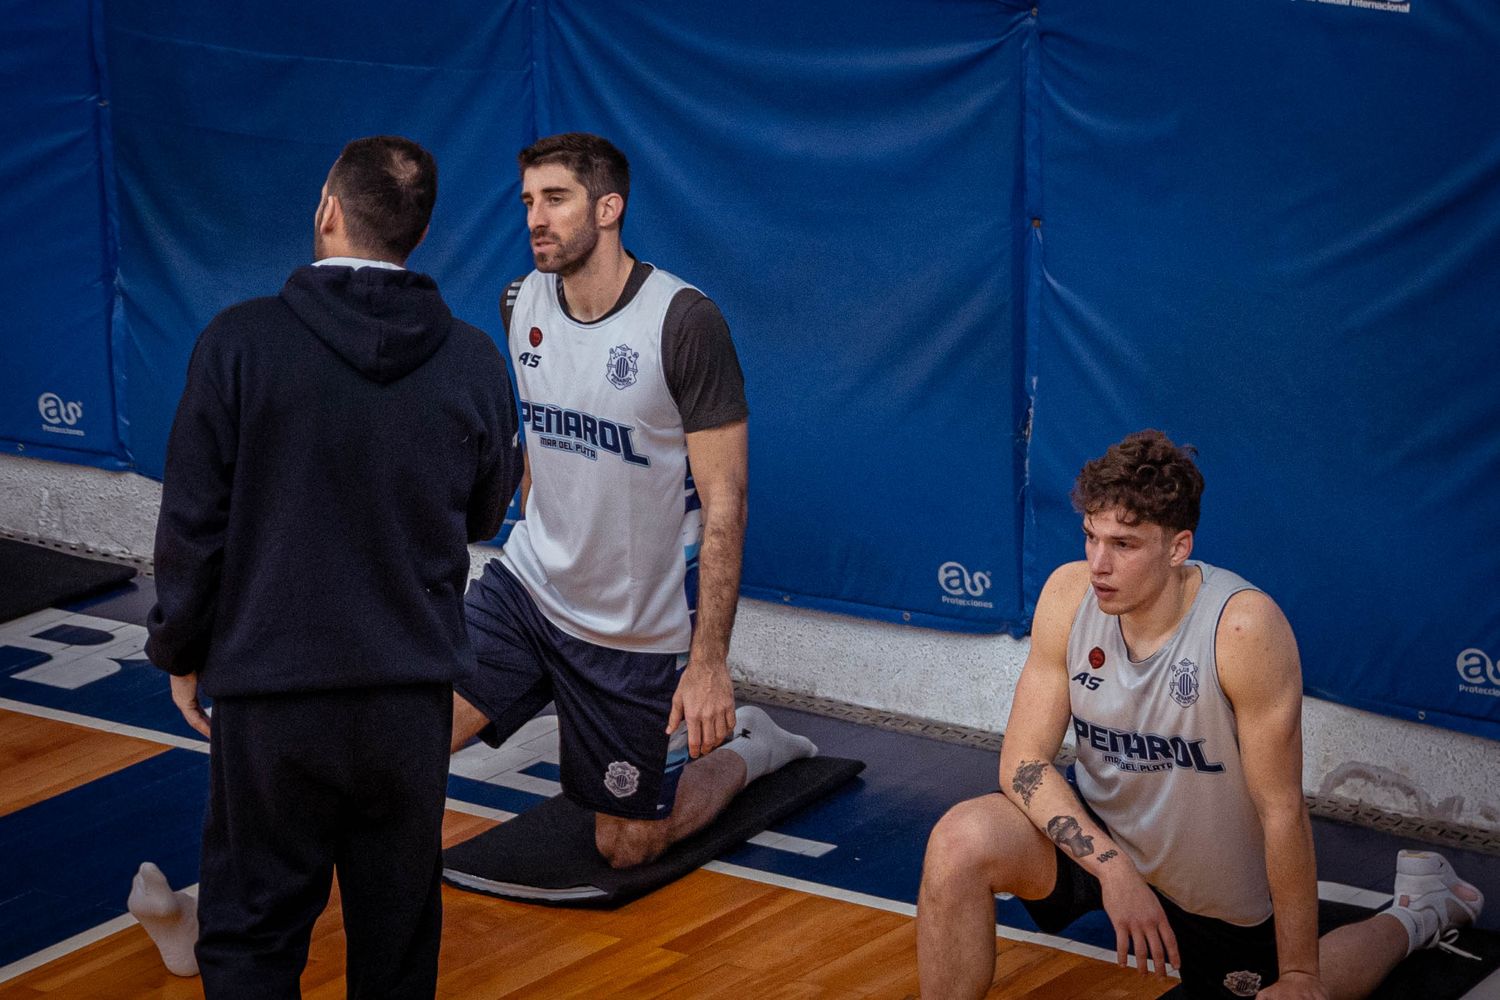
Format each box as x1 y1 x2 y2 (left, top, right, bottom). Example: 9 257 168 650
320 193 343 235
1168 528 1194 566
596 192 624 230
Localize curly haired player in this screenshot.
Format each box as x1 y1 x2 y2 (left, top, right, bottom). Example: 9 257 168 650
916 430 1482 1000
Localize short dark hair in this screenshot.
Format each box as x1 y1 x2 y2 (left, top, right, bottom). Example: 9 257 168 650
518 132 630 226
326 136 437 262
1071 429 1204 534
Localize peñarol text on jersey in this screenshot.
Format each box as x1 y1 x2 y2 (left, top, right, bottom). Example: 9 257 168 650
1071 715 1225 773
520 399 650 467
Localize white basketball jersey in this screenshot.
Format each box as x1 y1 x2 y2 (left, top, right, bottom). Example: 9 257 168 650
1066 561 1273 925
500 267 700 653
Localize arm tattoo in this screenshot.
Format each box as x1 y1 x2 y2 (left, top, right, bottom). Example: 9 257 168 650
1096 849 1118 865
1045 815 1095 859
1011 759 1048 807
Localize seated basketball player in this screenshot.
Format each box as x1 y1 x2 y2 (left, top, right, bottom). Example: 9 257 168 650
916 430 1482 1000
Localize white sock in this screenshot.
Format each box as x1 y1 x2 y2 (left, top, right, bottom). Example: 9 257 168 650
127 862 199 977
1386 904 1435 956
720 705 817 784
1385 850 1483 956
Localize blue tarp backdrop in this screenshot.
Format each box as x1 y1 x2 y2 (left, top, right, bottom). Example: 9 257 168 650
2 0 1496 739
1 1 128 468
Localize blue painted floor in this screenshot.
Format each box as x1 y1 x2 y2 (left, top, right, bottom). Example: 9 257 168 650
1 577 1496 980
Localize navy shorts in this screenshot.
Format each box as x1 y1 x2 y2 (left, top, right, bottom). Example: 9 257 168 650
1020 784 1279 1000
455 561 690 820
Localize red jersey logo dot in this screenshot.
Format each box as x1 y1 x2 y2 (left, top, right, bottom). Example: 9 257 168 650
529 327 543 348
1088 646 1106 669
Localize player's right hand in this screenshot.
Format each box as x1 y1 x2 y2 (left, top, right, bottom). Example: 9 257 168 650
170 672 212 739
1099 866 1180 976
667 659 736 758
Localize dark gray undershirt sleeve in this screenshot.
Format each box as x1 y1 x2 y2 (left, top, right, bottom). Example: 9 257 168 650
662 289 749 433
498 276 526 336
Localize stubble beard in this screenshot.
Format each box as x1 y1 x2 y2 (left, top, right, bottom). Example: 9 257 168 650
533 219 601 276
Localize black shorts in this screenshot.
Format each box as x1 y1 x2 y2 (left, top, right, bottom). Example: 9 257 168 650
1021 794 1278 1000
455 561 690 820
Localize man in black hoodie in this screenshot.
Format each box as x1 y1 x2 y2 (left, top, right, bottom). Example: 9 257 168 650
145 135 521 998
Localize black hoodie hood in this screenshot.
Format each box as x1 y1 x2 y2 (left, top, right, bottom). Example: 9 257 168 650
280 264 454 385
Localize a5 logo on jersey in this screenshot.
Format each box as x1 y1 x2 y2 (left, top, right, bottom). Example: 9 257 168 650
520 326 543 368
1074 645 1107 691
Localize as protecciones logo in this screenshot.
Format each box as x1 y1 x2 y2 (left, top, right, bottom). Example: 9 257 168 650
937 561 994 610
37 392 85 437
1456 647 1500 698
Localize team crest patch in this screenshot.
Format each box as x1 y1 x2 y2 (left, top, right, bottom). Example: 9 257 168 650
604 761 640 798
1223 970 1262 996
606 344 640 389
1170 657 1200 707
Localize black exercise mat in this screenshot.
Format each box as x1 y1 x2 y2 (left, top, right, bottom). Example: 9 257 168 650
1319 898 1498 1000
443 755 864 908
1161 900 1498 999
0 539 136 623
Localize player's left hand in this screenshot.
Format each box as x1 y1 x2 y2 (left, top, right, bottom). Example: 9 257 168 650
667 659 736 758
170 672 212 739
1256 971 1329 999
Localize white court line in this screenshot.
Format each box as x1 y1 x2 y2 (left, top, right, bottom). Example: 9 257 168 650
1464 966 1500 999
443 798 516 823
704 859 918 918
704 859 1151 970
482 771 563 797
0 704 816 863
0 912 142 985
745 831 837 857
0 884 199 986
448 743 545 781
1318 880 1392 909
0 698 208 752
1 700 832 859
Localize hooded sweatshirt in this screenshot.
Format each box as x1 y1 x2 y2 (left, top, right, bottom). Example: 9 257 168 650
147 264 521 698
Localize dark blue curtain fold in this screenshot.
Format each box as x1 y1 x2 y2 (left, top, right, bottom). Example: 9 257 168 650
0 0 128 466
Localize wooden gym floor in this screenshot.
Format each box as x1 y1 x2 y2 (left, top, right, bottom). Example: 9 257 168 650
1 578 1496 997
0 708 1174 999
